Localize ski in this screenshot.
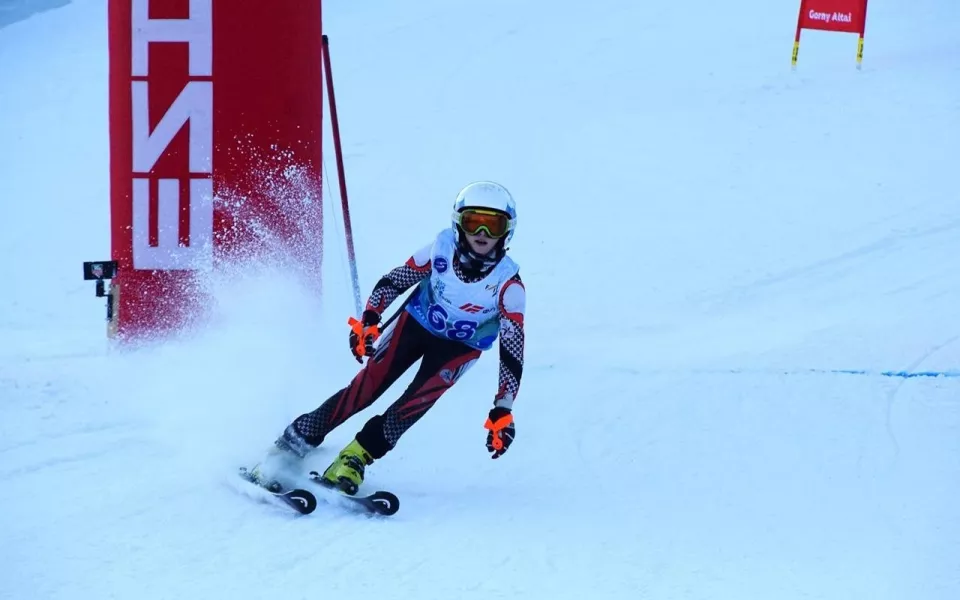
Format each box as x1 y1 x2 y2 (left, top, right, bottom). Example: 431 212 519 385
307 471 400 516
237 467 318 515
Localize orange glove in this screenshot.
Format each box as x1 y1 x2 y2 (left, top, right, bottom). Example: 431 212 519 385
348 310 381 363
484 407 515 459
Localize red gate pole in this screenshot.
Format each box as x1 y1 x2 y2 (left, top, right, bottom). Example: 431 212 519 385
856 0 869 69
322 34 362 316
792 0 807 69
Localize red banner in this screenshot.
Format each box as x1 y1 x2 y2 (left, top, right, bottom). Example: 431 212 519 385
108 0 323 340
792 0 869 67
798 0 866 34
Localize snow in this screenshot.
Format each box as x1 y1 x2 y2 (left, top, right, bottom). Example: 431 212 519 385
2 0 959 598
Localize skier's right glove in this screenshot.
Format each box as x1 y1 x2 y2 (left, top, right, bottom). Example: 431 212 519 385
348 309 381 363
484 407 515 459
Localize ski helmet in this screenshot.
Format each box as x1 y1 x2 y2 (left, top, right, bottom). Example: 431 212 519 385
451 181 517 245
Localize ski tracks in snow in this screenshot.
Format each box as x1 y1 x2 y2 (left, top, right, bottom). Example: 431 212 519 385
881 332 960 458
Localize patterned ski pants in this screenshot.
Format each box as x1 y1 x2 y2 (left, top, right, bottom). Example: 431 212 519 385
290 311 481 459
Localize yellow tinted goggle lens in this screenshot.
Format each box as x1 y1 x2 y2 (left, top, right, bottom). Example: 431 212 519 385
459 209 509 238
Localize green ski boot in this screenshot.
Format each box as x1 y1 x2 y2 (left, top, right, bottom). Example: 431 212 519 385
320 438 373 496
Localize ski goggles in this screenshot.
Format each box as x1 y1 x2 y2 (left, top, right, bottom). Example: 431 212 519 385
454 208 512 238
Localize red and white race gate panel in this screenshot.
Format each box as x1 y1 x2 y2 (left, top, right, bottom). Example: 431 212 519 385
108 0 323 339
792 0 870 68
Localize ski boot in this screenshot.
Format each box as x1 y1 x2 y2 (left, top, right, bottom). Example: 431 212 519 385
319 438 373 496
247 424 316 490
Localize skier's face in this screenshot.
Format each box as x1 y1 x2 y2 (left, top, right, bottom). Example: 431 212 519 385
465 230 497 256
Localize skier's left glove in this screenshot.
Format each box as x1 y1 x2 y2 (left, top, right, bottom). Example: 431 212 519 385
484 407 515 459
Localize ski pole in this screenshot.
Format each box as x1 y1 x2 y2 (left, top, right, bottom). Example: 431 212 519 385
322 34 362 316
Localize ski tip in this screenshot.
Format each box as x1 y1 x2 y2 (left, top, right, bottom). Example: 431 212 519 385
237 466 317 515
369 491 400 516
283 489 318 515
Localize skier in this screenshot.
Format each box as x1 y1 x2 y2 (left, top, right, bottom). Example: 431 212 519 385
249 181 525 495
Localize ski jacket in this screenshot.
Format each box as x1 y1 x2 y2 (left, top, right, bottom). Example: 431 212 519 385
365 229 525 410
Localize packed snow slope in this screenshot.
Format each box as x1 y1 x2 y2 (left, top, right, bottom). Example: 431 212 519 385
2 0 959 599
